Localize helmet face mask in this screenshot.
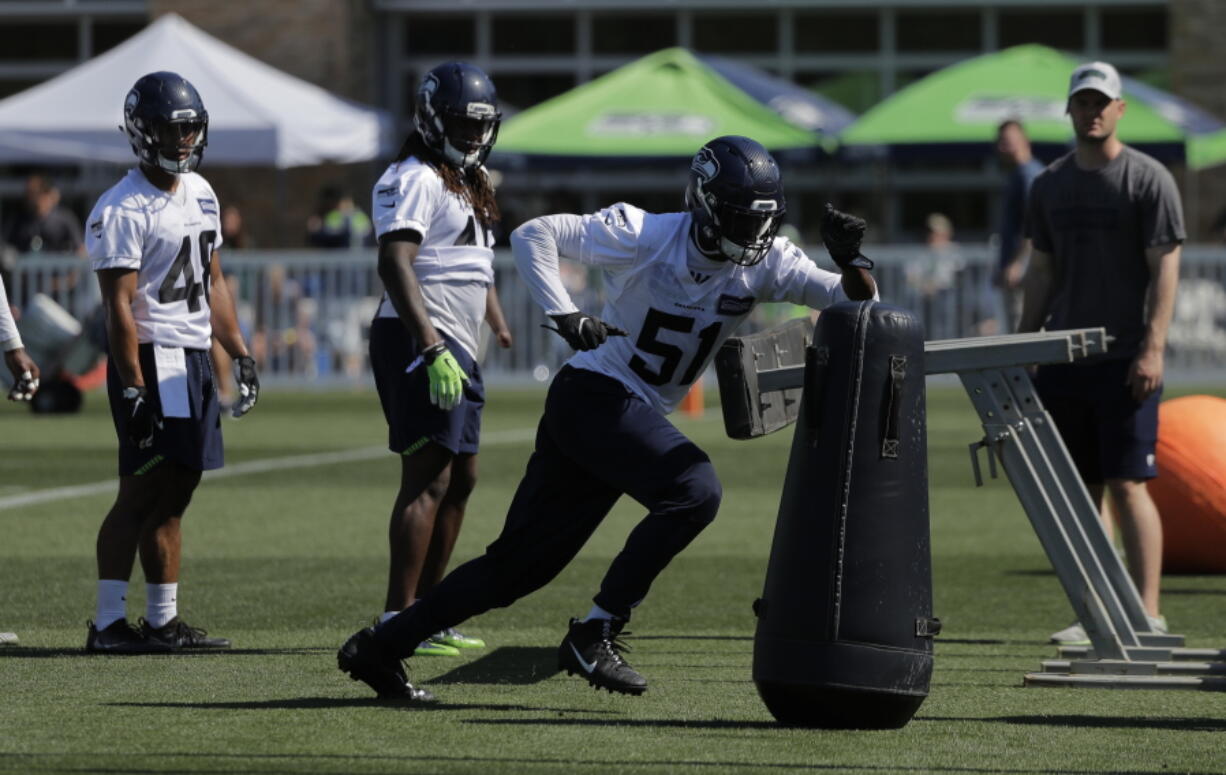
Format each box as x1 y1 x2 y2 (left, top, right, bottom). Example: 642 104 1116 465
123 72 209 175
686 137 786 266
416 63 501 170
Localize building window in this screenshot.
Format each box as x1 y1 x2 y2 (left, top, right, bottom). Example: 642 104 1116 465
494 74 575 110
93 22 144 55
0 23 77 61
896 11 980 52
693 14 776 53
405 15 476 56
592 14 676 54
1102 8 1167 51
0 79 41 99
998 11 1084 51
492 15 574 55
795 12 878 54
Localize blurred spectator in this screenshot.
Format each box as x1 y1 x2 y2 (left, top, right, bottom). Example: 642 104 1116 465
2 175 84 256
220 203 252 250
2 175 88 311
306 185 373 249
906 213 964 340
996 120 1045 332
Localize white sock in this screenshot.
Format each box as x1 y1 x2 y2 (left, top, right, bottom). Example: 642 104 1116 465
96 580 128 630
581 604 617 623
145 583 178 628
379 611 398 624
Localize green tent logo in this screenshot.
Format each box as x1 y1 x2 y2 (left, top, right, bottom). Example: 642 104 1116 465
955 96 1065 124
588 113 715 137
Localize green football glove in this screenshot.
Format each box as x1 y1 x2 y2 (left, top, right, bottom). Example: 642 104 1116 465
423 342 468 411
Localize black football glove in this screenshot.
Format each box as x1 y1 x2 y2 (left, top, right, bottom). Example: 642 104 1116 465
820 203 874 270
543 312 628 351
122 386 162 450
231 355 259 418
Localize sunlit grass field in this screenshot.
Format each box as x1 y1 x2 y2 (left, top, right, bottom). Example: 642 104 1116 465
1 382 1224 775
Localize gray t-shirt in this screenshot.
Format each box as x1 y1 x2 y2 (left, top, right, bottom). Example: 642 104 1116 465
1025 146 1184 359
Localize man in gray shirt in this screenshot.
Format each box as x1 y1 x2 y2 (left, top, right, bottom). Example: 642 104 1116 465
1020 61 1183 645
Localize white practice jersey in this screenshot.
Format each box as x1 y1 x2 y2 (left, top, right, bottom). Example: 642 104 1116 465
87 168 223 350
517 203 863 415
372 156 495 361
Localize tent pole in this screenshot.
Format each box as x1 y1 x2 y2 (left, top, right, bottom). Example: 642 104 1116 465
276 168 288 246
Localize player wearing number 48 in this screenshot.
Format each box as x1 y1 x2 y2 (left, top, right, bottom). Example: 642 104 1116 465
338 135 877 701
83 72 258 654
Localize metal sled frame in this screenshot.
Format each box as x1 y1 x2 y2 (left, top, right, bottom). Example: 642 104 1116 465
756 329 1226 691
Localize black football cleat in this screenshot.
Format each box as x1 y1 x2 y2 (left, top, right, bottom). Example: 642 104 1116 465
338 627 436 701
558 617 647 696
85 619 172 654
140 617 232 649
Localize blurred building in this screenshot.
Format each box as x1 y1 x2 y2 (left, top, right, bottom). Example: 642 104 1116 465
1 0 1223 244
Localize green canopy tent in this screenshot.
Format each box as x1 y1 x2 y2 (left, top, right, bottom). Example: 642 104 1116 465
492 47 826 166
839 44 1226 170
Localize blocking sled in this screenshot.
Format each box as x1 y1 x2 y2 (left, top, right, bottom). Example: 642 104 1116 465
752 300 937 729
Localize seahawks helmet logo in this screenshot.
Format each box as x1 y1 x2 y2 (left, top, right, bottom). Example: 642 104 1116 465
124 89 139 111
420 73 439 101
1078 68 1108 82
691 147 719 182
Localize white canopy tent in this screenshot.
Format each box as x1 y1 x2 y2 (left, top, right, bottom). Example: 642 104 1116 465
0 14 390 169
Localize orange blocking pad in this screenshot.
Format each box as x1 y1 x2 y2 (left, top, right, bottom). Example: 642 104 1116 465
1149 395 1226 574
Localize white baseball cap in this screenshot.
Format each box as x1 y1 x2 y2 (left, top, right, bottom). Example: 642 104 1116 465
1068 61 1122 100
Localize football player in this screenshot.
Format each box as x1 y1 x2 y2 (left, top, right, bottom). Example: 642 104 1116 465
338 135 875 700
85 72 258 653
365 62 511 661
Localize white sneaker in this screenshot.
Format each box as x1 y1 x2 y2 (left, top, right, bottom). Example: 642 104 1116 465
1049 622 1090 645
0 632 17 646
1051 615 1168 645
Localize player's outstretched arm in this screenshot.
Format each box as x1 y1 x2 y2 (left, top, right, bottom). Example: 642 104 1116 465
208 251 258 416
820 204 877 301
1 275 39 401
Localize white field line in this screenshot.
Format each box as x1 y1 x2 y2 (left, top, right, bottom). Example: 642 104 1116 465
0 427 536 512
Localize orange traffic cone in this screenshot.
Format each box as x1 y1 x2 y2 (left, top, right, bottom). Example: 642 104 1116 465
681 378 704 417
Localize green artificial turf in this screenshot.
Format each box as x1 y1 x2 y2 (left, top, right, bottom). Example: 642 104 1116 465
1 383 1224 775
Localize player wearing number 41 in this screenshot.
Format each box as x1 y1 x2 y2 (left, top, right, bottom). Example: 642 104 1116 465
338 134 876 701
83 72 258 653
363 61 512 662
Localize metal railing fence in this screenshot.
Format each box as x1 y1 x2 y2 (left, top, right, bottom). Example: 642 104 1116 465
8 245 1226 385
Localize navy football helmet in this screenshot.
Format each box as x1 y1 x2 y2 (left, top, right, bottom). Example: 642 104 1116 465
685 135 786 266
415 62 501 170
122 72 208 174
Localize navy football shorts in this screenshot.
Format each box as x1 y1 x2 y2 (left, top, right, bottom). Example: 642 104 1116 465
107 344 224 476
1035 358 1161 484
369 318 484 456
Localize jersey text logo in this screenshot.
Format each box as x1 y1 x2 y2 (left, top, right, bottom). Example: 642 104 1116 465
197 198 217 215
716 294 755 316
689 271 711 284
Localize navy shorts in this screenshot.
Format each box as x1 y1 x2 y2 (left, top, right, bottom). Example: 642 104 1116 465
369 318 484 456
1035 359 1161 484
107 344 224 476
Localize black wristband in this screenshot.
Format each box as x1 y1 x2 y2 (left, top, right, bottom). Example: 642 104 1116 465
421 341 447 366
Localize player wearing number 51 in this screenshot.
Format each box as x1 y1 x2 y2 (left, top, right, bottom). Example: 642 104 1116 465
84 72 257 654
337 135 875 701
